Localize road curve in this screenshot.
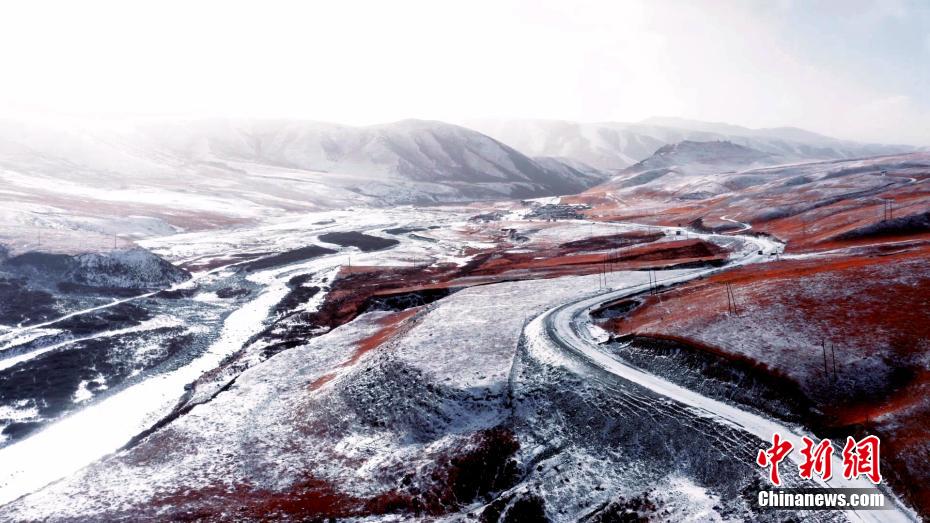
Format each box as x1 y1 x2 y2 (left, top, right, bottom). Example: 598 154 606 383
719 214 753 233
534 232 917 522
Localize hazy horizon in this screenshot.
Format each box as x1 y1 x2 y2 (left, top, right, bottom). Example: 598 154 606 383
1 0 928 146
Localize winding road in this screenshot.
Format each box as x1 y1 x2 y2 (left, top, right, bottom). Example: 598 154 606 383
533 229 917 522
719 214 753 233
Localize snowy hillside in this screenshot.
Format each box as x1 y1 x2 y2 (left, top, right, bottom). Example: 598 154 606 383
627 140 771 171
590 140 778 199
132 119 606 193
0 118 604 201
0 118 606 254
466 118 916 172
2 248 190 291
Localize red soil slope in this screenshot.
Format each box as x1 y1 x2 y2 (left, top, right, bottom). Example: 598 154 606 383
568 153 930 254
606 244 930 514
309 308 421 390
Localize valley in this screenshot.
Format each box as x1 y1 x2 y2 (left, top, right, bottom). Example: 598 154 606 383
0 118 927 522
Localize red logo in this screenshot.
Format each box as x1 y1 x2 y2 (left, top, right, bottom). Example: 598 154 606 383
756 433 882 486
798 436 833 481
841 435 882 484
756 433 793 486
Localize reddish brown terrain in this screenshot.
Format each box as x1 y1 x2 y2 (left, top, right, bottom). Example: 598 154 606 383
311 233 731 331
569 152 930 252
566 151 930 516
118 425 522 521
173 155 929 518
602 238 930 513
3 144 928 521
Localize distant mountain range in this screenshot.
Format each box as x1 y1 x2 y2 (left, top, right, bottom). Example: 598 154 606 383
143 118 611 199
0 115 919 253
0 118 605 206
0 118 612 252
466 117 917 172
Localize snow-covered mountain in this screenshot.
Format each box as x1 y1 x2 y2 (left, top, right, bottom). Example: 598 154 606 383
0 118 606 253
0 118 604 203
592 140 777 199
125 118 606 197
466 118 917 172
631 140 771 171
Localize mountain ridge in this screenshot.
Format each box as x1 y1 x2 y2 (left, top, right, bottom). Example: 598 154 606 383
0 117 607 253
465 117 917 172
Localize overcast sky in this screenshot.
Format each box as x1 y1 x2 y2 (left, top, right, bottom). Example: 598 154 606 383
1 0 927 145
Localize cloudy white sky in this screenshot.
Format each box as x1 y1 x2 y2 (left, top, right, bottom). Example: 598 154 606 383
1 0 927 145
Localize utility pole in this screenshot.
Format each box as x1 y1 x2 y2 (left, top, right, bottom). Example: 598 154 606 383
880 199 894 222
725 283 738 315
822 340 829 379
602 253 610 287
